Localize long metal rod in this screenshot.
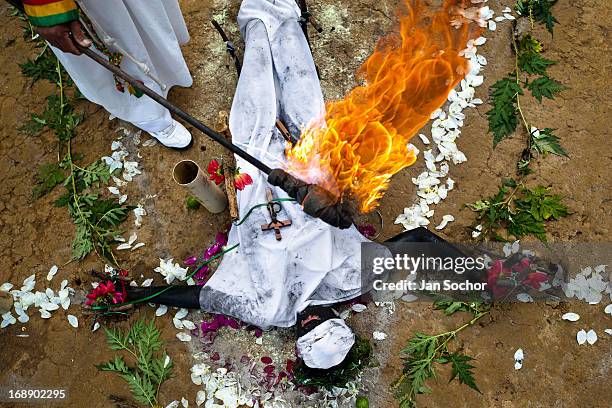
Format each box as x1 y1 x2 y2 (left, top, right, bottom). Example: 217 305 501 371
78 45 272 175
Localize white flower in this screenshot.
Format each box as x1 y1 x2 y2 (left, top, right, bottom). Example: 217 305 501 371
176 332 192 342
155 259 189 284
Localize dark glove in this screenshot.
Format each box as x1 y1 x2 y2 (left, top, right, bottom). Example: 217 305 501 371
268 169 353 229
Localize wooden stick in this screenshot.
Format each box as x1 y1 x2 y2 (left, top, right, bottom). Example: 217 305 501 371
216 112 239 221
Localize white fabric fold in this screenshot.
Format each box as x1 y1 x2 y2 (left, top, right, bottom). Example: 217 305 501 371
199 0 368 329
296 319 356 369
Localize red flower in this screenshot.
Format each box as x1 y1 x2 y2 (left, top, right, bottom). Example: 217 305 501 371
512 258 531 274
487 260 512 298
522 271 549 289
207 159 225 185
234 172 253 191
85 281 124 306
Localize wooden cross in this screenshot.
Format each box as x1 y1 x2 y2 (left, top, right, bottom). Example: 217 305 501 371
261 188 292 241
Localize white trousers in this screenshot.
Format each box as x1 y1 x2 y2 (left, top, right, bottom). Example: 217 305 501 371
51 0 192 132
198 0 368 329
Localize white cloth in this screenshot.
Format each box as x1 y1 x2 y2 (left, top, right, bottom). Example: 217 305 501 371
51 0 192 132
199 0 369 329
296 319 356 369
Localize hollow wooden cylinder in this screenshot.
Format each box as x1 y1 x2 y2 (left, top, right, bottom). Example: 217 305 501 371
173 160 227 213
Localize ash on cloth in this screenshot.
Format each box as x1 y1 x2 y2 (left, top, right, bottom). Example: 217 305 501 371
199 0 369 329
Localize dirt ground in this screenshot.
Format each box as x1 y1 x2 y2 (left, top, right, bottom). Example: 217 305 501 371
0 1 610 407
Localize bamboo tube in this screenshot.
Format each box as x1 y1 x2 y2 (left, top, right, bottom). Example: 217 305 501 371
173 160 227 213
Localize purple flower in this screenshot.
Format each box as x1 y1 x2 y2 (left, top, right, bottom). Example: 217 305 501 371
215 232 228 246
184 256 198 266
357 223 377 238
194 265 209 280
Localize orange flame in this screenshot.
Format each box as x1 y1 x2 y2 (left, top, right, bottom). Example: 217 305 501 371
285 0 479 213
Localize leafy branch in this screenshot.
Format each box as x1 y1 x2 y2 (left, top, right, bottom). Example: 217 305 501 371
392 301 490 408
467 178 569 242
16 19 131 265
486 1 565 175
97 319 173 408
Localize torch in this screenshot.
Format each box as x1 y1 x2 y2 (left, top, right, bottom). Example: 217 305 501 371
78 45 353 229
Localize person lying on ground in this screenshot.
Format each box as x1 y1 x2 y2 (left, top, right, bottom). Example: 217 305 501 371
10 0 194 149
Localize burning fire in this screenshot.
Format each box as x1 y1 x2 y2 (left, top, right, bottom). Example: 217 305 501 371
285 0 479 213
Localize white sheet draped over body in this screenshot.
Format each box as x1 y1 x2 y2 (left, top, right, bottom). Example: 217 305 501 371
199 0 368 329
51 0 192 132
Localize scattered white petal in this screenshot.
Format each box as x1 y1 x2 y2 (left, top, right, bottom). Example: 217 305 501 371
604 304 612 315
92 322 100 332
604 329 612 336
472 224 483 238
182 320 196 330
1 283 14 292
108 186 121 195
40 310 51 319
119 194 128 205
175 308 189 320
373 331 387 341
577 329 587 345
516 293 533 303
141 278 154 287
164 355 171 368
128 232 138 246
586 329 598 345
116 243 132 250
435 214 455 230
166 401 179 408
196 390 206 406
562 312 580 322
488 20 497 31
1 312 16 328
67 314 78 328
181 397 189 408
131 242 145 251
46 265 58 281
155 305 168 317
173 318 184 330
418 134 430 144
176 332 192 342
351 304 367 313
142 138 158 147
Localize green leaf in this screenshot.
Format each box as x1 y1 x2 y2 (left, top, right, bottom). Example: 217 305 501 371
518 52 555 76
486 76 522 146
468 181 569 242
516 0 559 34
447 353 481 393
530 128 567 157
32 163 66 199
527 76 565 102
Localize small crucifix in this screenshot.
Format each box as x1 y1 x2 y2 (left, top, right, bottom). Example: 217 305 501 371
261 188 292 241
